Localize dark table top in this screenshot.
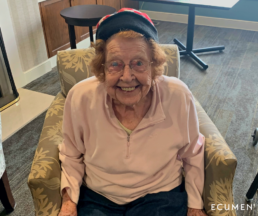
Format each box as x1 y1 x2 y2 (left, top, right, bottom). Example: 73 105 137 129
131 0 239 10
60 5 116 26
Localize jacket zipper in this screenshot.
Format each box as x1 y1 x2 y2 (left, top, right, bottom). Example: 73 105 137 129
126 135 130 158
124 119 165 159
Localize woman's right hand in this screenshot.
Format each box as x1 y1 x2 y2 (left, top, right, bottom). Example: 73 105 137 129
58 200 77 216
58 189 77 216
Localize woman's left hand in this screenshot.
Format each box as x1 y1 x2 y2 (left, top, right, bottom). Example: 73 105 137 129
187 207 208 216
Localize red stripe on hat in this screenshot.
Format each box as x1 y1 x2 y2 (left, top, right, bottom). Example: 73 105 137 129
141 14 154 25
97 14 112 29
118 8 134 12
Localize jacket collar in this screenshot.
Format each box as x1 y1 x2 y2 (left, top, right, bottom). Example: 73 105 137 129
104 80 166 131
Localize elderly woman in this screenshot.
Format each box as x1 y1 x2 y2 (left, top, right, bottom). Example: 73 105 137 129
58 8 207 216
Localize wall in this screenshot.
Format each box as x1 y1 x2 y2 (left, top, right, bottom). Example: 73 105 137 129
140 0 258 22
0 0 92 89
0 0 25 88
8 0 48 72
0 0 52 89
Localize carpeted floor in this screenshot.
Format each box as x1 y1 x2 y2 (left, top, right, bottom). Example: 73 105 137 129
1 21 258 216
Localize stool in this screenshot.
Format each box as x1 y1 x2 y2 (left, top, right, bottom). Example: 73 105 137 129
60 5 116 49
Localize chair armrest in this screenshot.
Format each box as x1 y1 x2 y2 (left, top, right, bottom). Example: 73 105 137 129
194 98 237 216
28 92 65 216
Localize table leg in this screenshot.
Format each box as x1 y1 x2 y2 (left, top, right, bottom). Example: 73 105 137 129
189 52 208 70
193 46 225 53
89 26 94 43
68 24 76 49
179 50 187 56
186 5 195 53
246 173 258 202
0 170 15 213
173 5 225 70
174 39 186 50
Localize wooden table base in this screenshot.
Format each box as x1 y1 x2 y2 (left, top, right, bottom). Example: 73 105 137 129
0 170 15 213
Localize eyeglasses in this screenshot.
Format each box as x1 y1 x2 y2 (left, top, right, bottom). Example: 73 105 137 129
102 59 153 74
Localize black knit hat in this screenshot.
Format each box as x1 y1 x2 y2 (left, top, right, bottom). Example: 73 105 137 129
96 8 159 42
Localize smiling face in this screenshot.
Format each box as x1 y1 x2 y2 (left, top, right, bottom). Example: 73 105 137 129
104 35 153 107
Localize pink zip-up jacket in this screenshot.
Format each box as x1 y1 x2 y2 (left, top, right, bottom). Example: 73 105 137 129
59 75 205 209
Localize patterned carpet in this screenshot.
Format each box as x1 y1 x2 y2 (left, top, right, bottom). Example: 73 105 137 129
1 21 258 216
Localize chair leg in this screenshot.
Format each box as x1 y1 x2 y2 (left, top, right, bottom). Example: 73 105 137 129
0 170 15 213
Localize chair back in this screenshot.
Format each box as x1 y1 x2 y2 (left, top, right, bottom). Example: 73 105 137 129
57 44 180 97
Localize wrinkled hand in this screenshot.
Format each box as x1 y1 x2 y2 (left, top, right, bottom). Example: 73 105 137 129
58 190 77 216
187 208 208 216
58 200 77 216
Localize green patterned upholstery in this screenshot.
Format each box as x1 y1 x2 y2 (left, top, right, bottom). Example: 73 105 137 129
195 99 237 216
28 44 237 216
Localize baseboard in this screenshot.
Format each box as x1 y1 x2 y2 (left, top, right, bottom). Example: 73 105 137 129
21 36 92 88
140 10 258 32
23 60 52 87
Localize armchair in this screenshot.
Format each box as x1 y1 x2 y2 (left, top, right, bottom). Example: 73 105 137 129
28 45 237 216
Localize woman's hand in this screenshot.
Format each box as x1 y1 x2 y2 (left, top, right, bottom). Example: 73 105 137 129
187 207 208 216
58 189 77 216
